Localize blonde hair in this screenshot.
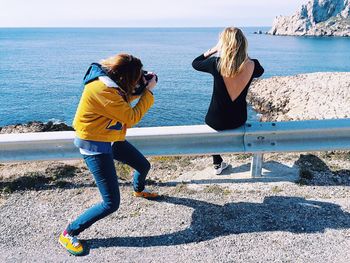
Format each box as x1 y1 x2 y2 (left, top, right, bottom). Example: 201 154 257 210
100 54 143 100
217 27 248 77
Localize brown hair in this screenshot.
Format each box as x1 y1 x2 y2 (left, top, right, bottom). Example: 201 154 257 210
217 27 248 77
100 53 143 100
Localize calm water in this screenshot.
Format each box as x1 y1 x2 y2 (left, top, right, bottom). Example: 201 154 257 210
1 27 350 127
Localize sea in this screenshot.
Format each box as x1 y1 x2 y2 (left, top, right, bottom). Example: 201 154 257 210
1 27 350 127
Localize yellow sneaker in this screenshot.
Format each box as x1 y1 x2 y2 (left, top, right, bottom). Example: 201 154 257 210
58 230 84 256
133 188 159 199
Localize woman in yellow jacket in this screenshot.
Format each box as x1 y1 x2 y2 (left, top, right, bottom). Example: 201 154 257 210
59 53 158 256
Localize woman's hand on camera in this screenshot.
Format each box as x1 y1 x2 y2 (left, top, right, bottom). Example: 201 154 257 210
146 75 157 91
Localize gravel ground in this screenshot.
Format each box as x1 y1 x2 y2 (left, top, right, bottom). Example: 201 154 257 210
1 153 350 263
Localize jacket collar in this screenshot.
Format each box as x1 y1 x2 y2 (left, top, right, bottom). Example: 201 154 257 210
98 76 118 88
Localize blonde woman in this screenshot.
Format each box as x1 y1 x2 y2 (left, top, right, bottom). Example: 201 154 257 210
192 27 264 175
59 54 159 255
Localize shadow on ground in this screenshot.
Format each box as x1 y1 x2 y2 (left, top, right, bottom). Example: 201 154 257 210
161 154 350 186
87 195 350 249
1 154 349 193
295 154 350 185
162 160 298 185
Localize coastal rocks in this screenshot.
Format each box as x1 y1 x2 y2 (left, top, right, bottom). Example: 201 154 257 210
253 30 267 35
269 0 350 37
0 121 74 134
247 72 350 121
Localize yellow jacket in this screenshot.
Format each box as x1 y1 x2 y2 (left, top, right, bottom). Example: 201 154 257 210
73 78 154 142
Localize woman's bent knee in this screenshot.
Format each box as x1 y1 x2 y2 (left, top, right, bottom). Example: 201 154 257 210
102 199 120 214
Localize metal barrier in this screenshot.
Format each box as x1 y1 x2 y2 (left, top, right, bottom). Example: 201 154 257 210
1 119 350 177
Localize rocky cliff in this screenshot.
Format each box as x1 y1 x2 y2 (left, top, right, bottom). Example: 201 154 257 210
269 0 350 36
248 72 350 121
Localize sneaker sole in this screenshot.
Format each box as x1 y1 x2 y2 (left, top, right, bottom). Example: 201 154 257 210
215 163 229 175
133 194 160 199
58 237 84 256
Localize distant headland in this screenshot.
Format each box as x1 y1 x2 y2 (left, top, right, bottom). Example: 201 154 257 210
269 0 350 37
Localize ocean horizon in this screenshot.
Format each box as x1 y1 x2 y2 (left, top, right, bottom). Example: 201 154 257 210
1 27 350 127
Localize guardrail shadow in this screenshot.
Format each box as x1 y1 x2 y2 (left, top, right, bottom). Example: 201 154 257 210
156 161 298 186
158 154 350 186
87 195 350 249
219 160 298 182
1 154 348 193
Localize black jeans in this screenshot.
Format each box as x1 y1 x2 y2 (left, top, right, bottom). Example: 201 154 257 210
213 155 223 166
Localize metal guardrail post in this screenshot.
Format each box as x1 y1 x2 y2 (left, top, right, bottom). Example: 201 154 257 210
250 153 263 177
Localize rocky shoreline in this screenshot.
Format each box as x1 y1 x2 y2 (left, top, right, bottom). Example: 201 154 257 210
269 0 350 37
0 121 73 134
248 72 350 122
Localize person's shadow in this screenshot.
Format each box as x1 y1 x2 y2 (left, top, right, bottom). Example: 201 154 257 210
295 153 350 186
87 195 350 249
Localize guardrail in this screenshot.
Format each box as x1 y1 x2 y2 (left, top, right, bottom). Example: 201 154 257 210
1 119 349 177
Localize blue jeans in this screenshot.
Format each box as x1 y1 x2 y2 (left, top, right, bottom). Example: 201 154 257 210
67 140 150 236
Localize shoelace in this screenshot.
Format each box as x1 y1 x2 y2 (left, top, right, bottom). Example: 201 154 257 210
66 234 80 247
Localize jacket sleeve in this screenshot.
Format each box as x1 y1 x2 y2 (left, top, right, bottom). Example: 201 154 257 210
96 89 154 128
129 94 141 103
192 54 216 74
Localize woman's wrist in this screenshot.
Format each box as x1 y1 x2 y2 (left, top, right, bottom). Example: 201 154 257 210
204 47 218 58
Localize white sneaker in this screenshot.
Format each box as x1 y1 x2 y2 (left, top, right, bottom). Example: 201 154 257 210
214 162 229 175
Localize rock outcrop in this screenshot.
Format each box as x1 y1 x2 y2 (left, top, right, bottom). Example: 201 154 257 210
269 0 350 36
0 121 74 134
248 72 350 121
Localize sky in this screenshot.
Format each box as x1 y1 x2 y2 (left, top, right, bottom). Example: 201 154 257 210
1 0 308 27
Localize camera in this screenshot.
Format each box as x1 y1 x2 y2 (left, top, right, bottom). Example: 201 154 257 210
133 70 158 95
